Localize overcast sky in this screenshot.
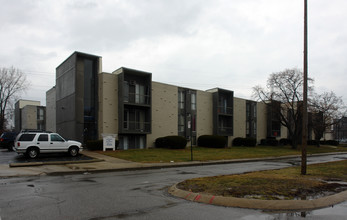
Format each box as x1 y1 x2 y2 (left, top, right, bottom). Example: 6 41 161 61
1 0 346 105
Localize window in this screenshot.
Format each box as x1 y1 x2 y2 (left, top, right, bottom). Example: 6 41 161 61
135 84 146 104
191 93 196 110
178 91 185 109
123 81 129 102
38 134 48 141
124 110 129 129
135 110 145 130
18 134 36 142
51 134 65 142
178 114 185 132
37 108 44 120
37 122 44 130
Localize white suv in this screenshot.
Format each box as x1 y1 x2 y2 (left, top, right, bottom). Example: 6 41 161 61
14 131 83 159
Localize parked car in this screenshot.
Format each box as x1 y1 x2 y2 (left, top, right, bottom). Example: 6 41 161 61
14 130 83 159
0 132 17 151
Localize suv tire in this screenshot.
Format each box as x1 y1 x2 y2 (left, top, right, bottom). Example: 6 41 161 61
27 147 39 159
69 146 79 157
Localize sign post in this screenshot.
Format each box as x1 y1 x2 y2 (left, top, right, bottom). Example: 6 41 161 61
101 134 118 151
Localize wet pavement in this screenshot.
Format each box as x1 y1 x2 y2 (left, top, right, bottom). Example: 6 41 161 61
1 159 346 220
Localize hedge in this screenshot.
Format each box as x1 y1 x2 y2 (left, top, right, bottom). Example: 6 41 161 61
155 136 187 149
197 135 227 148
260 138 279 146
308 140 339 146
279 138 292 146
232 137 256 147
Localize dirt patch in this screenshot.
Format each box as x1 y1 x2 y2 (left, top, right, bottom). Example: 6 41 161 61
177 160 347 200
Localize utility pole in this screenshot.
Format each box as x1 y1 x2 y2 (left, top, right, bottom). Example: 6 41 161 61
301 0 308 175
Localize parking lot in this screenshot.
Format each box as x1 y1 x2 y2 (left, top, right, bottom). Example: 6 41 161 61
0 148 94 165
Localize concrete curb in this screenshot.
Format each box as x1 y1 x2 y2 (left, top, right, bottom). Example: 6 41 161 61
9 158 104 168
168 183 347 211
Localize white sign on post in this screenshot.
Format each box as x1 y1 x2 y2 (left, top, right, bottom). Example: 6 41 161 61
101 134 118 151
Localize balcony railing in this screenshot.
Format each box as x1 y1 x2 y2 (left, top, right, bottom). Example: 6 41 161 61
124 93 150 105
123 121 151 132
218 127 233 134
217 106 233 115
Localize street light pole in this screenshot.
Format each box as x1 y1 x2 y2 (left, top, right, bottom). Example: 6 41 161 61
301 0 308 175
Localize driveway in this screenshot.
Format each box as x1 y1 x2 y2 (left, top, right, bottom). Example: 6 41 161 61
0 149 94 165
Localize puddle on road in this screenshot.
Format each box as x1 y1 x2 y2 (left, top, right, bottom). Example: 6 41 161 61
260 201 347 219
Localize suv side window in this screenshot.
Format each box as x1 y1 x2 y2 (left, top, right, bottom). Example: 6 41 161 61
18 134 36 141
50 134 65 142
38 134 48 141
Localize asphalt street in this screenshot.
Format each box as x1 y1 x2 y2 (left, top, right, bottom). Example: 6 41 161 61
1 154 347 220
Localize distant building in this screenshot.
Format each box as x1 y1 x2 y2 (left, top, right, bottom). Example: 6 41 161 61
46 51 334 149
334 117 347 141
14 100 46 132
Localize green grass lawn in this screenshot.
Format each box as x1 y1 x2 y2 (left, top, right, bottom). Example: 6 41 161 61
177 160 347 200
99 145 347 163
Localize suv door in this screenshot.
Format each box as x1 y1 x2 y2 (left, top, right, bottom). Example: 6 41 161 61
50 134 67 152
37 134 50 153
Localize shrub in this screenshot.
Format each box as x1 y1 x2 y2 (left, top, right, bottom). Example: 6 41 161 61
85 139 119 150
198 135 227 148
232 137 244 146
279 138 292 146
307 140 319 146
232 137 256 147
322 140 339 146
260 138 279 146
155 136 187 149
244 137 257 147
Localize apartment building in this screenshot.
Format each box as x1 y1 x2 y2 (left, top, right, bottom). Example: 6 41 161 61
14 100 46 132
47 51 284 149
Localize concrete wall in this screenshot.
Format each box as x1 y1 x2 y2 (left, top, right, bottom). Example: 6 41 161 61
196 90 213 138
21 105 37 130
147 82 178 147
46 87 56 132
98 73 118 139
233 97 247 141
56 53 77 141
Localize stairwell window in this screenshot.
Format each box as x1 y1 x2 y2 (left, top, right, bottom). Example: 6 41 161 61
191 93 196 110
178 91 185 109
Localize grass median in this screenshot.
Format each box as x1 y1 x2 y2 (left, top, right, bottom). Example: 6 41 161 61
99 145 347 163
177 160 347 200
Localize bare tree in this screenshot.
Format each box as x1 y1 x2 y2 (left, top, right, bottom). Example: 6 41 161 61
252 68 313 149
0 67 29 132
310 91 346 146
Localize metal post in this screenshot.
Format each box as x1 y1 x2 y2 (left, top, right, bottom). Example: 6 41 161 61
191 125 193 161
301 0 308 175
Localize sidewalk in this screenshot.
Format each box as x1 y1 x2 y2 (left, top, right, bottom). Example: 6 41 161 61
2 150 346 177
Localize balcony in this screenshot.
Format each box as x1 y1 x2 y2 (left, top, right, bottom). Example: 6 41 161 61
124 93 150 105
218 126 233 135
217 106 233 115
123 121 151 133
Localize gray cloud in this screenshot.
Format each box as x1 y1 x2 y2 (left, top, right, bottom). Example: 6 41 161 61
0 0 346 105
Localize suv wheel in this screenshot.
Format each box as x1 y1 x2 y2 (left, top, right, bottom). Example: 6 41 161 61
69 146 79 157
27 148 39 159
